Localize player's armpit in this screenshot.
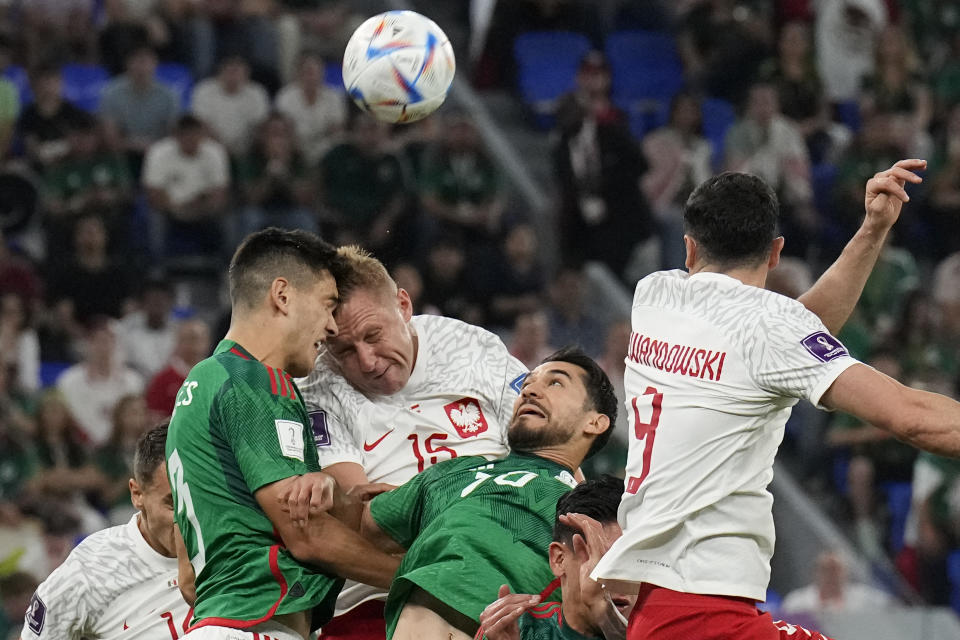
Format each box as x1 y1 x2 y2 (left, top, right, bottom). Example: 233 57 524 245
821 363 960 457
360 502 407 555
174 522 197 606
256 478 401 589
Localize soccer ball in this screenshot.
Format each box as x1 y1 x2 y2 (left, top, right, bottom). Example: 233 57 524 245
342 11 456 124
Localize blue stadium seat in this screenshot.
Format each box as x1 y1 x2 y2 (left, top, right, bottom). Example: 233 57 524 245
2 65 33 106
758 588 782 613
60 64 110 112
155 63 194 109
700 97 735 170
811 162 838 219
605 30 685 118
884 481 913 553
835 100 861 133
40 361 72 388
513 31 592 129
947 550 960 615
324 63 344 91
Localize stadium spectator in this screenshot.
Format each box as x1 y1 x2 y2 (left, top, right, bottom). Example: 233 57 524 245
859 24 932 159
145 317 211 419
0 36 19 158
167 229 400 640
554 51 624 128
118 276 178 379
45 213 134 327
320 115 409 248
0 363 39 511
554 95 654 281
782 550 893 614
390 262 424 314
477 476 635 640
17 64 87 170
725 81 816 259
641 91 713 271
93 393 152 519
351 347 615 639
759 21 847 165
545 266 605 358
233 112 318 245
20 423 192 639
56 316 143 447
299 245 527 638
100 46 180 170
41 113 134 254
419 238 484 325
0 230 43 312
889 291 958 382
923 103 960 260
191 55 270 157
98 0 153 76
142 114 230 258
21 0 97 68
472 222 546 330
509 310 555 371
0 292 40 395
932 251 960 338
275 51 347 166
420 112 506 248
815 0 888 104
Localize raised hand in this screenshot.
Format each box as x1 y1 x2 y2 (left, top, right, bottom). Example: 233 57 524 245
864 158 926 230
476 584 540 640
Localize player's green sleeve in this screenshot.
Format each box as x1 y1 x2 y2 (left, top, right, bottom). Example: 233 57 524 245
215 381 315 493
368 467 434 548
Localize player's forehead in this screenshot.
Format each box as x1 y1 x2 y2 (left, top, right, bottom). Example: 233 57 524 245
526 361 586 386
334 289 395 333
303 270 338 302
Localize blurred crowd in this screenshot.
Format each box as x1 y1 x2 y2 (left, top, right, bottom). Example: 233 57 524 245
1 0 960 633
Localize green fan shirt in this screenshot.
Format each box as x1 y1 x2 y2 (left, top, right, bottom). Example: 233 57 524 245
369 452 577 639
166 340 342 630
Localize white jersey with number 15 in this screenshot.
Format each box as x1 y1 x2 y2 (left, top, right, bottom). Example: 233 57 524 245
593 270 858 601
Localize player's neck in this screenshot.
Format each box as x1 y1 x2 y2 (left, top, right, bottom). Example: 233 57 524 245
560 591 599 637
689 264 768 289
528 448 578 473
136 514 175 558
224 321 290 371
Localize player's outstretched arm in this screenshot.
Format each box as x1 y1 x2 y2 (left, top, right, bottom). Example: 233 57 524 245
796 159 925 334
821 363 960 458
256 477 401 589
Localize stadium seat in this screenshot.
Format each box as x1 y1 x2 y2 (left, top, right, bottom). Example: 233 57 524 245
324 63 344 91
605 30 685 123
835 100 861 133
947 549 960 615
60 64 110 112
40 361 72 388
883 481 913 553
155 62 194 109
513 31 592 129
700 97 736 170
2 65 33 106
811 162 838 219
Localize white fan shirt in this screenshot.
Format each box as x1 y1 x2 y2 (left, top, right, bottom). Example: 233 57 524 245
21 514 191 639
298 313 527 614
592 270 858 601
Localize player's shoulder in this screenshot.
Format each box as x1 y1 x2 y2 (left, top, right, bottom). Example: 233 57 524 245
49 522 131 577
297 356 357 407
412 314 518 376
208 349 299 401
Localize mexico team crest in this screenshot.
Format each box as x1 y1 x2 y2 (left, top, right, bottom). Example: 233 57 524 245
443 397 488 438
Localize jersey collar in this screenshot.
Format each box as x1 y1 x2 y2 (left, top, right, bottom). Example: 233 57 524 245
215 339 256 361
404 316 428 391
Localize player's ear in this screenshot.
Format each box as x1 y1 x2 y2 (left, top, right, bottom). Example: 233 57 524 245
129 478 144 510
683 235 697 270
767 237 785 270
548 541 566 578
396 288 413 322
270 277 291 314
586 412 610 437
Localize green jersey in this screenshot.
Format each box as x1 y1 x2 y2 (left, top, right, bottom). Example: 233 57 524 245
370 452 577 639
166 340 341 630
510 601 600 640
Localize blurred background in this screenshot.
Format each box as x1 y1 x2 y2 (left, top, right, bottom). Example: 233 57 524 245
0 0 959 638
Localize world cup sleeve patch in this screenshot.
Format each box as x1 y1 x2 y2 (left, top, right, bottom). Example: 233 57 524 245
25 592 45 635
509 373 526 394
275 419 305 461
309 410 330 447
801 331 848 363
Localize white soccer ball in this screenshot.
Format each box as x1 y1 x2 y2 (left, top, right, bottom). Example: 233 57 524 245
342 10 456 124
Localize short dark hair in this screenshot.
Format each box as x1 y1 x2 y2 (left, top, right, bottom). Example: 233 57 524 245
175 114 205 133
134 422 168 485
228 228 344 310
539 346 617 459
552 475 623 546
683 172 780 268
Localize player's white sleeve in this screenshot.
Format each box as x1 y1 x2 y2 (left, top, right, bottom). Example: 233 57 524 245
494 351 527 443
305 402 363 467
749 301 859 407
20 549 92 639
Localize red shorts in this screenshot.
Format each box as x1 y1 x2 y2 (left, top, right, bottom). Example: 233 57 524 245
627 585 833 640
318 600 386 640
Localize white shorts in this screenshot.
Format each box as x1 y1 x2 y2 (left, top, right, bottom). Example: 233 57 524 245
183 620 303 640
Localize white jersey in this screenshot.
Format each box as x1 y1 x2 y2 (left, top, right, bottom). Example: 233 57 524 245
592 271 858 601
21 514 191 640
298 314 527 615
